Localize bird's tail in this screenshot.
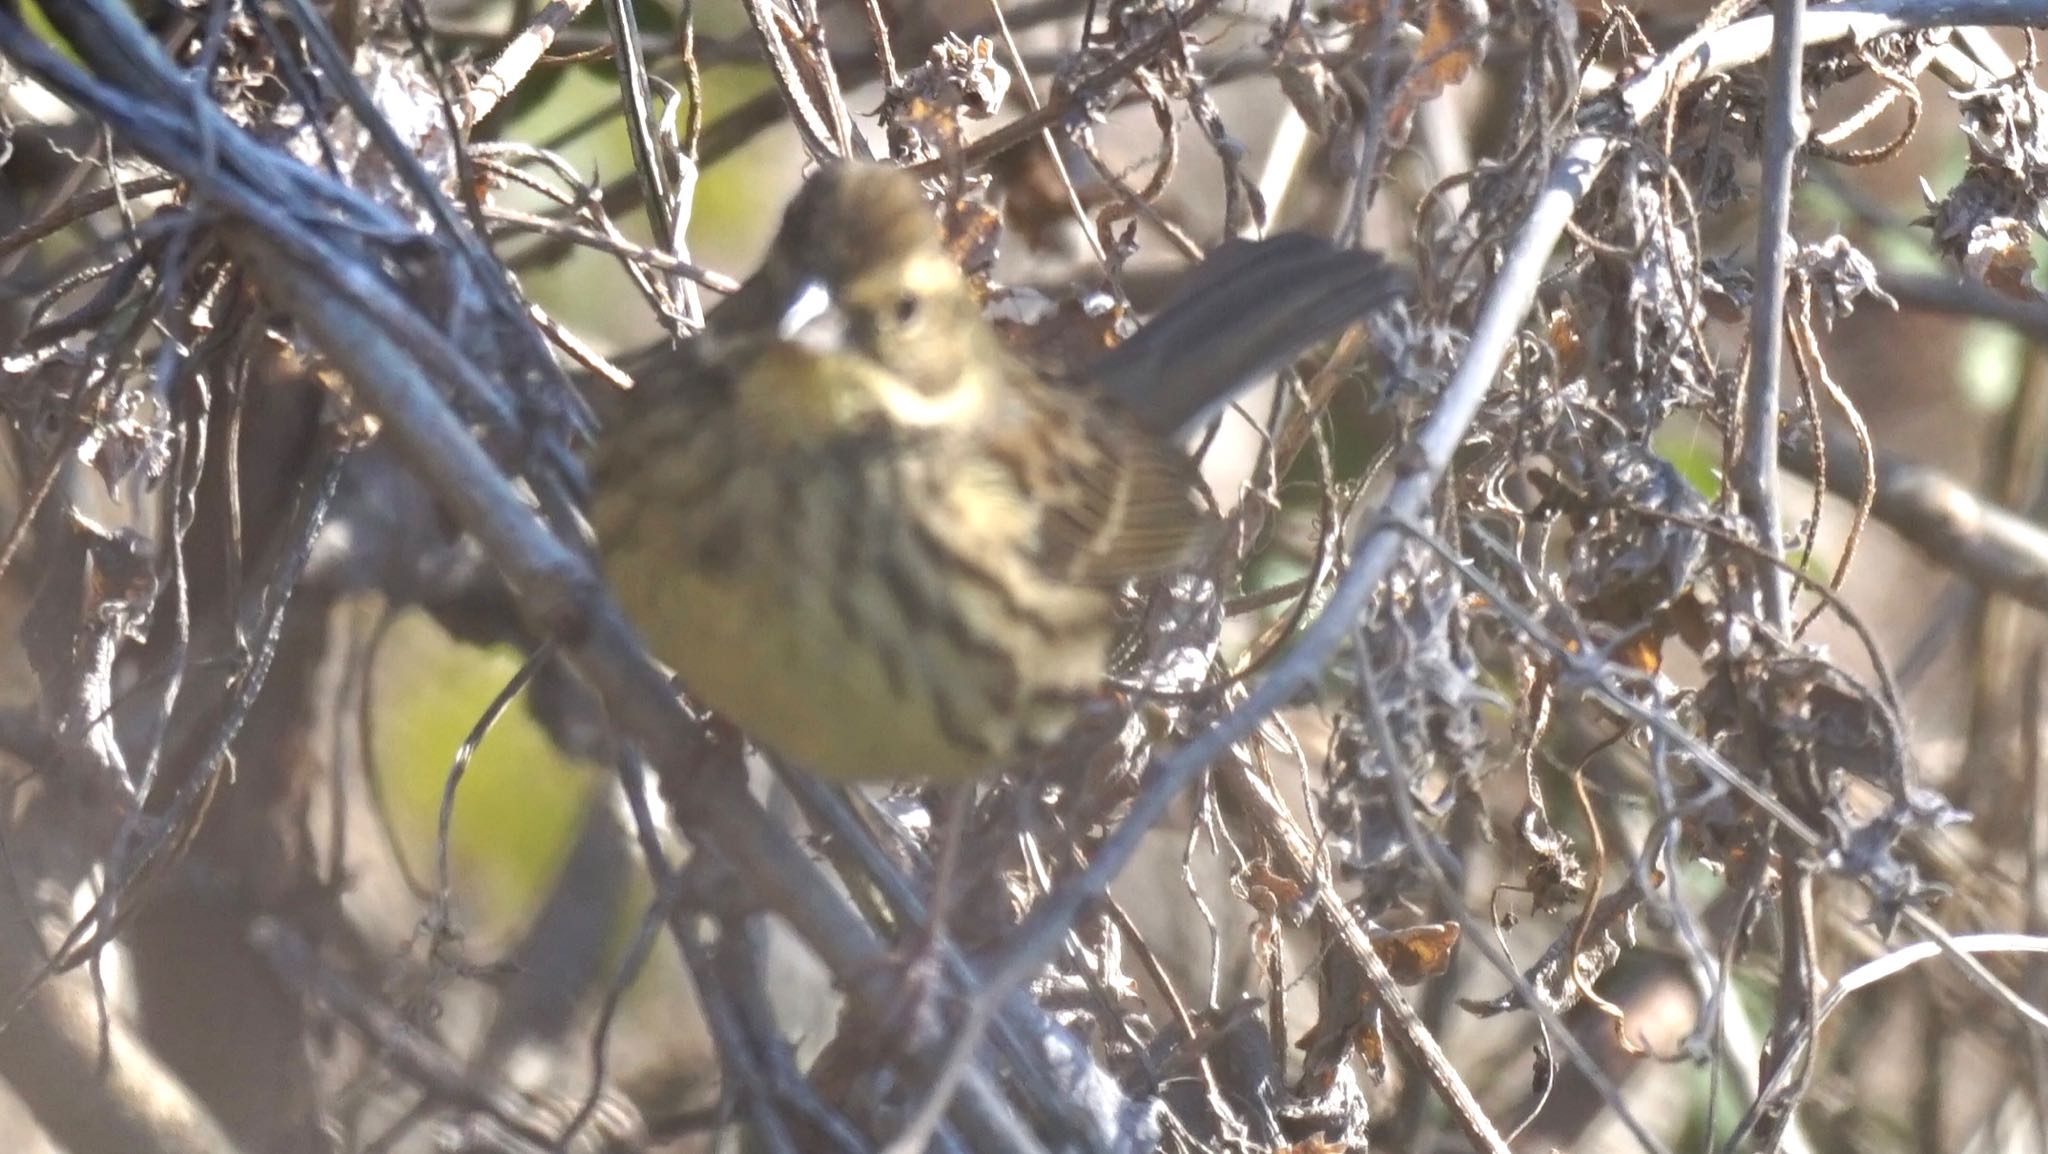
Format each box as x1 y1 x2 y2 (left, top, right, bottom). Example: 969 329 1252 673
1088 235 1411 439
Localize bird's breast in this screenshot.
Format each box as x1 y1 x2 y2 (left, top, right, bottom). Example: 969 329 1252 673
597 410 1121 781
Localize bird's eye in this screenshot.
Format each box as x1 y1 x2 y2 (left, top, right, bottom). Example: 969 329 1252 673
892 295 920 325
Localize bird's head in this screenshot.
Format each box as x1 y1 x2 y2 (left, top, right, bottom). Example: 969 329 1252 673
714 163 997 431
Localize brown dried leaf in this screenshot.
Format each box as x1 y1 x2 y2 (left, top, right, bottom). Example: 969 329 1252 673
1295 948 1371 1088
1546 305 1586 379
991 290 1128 370
943 194 1003 281
1384 0 1484 143
1245 860 1308 909
1370 921 1460 985
1614 629 1665 675
1966 217 2036 297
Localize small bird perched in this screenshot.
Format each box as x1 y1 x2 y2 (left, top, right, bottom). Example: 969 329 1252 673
594 162 1405 782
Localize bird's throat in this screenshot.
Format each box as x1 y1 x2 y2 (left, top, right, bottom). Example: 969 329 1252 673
738 344 991 447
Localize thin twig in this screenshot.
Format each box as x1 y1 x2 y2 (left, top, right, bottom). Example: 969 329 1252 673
1734 0 1806 625
464 0 595 126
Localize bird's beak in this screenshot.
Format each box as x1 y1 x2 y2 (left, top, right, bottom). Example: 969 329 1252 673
776 279 848 353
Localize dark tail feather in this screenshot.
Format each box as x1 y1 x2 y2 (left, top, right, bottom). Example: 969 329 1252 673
1088 235 1411 439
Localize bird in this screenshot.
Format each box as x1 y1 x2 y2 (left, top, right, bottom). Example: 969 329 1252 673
592 161 1406 782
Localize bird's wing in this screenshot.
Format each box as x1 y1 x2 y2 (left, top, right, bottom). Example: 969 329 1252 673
989 385 1220 585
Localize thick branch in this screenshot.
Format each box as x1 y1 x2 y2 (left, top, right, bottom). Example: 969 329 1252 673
0 783 245 1154
1786 429 2048 612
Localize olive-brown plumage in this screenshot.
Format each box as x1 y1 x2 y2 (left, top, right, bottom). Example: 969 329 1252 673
594 163 1404 781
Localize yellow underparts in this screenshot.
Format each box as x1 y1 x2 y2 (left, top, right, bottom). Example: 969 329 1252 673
596 368 1115 781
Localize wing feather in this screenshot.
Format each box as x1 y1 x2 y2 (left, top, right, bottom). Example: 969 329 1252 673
990 385 1219 585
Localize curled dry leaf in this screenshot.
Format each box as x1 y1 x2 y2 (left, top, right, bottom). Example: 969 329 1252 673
1386 0 1485 143
1922 70 2048 296
943 188 1005 281
1517 802 1588 915
1272 19 1350 137
881 35 1011 164
1459 886 1645 1019
991 286 1129 370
